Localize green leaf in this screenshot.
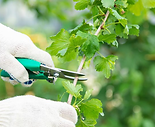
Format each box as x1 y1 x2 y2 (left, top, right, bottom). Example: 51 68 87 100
91 6 99 22
77 31 100 60
79 99 103 126
90 0 95 4
67 35 85 54
46 29 70 56
94 56 108 70
57 48 68 56
128 0 138 4
70 20 92 35
74 0 90 10
93 55 118 78
98 34 116 44
109 9 127 27
106 55 118 69
115 0 128 8
115 24 123 36
129 24 139 36
94 56 110 78
101 0 114 8
60 50 78 62
77 119 96 127
124 25 129 35
115 24 128 38
128 0 144 16
142 0 155 8
102 15 116 35
84 89 93 100
62 81 83 98
111 40 118 47
61 35 86 61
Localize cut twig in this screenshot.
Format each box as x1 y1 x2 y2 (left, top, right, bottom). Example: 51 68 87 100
67 10 110 105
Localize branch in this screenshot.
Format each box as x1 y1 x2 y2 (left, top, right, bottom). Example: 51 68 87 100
67 56 86 104
67 10 110 105
95 10 110 36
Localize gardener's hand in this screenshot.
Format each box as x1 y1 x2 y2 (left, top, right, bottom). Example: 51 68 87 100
0 23 54 86
0 95 77 127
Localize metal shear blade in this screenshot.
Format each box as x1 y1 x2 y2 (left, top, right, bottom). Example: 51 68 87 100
40 64 87 81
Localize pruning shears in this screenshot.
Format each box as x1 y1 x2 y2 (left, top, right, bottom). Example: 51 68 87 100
1 58 87 84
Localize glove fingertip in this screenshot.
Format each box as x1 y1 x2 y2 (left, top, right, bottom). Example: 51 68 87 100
21 79 35 87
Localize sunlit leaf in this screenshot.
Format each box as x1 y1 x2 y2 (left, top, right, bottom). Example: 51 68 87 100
94 55 118 78
47 29 70 56
62 81 83 98
84 89 93 100
101 0 114 8
78 99 103 126
74 0 90 10
142 0 155 8
129 0 144 16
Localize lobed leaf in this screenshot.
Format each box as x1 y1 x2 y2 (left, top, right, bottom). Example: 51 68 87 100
62 81 83 98
109 9 127 27
60 49 78 62
124 25 129 35
70 20 92 35
98 34 116 44
61 35 86 61
117 24 139 37
111 40 119 47
77 31 100 60
46 29 70 56
91 6 99 22
93 55 118 78
94 56 110 78
142 0 155 8
74 0 90 10
115 24 128 38
101 0 114 8
106 55 118 69
77 119 96 127
115 0 128 8
78 98 103 126
69 35 85 50
84 89 93 100
128 0 144 16
129 24 139 36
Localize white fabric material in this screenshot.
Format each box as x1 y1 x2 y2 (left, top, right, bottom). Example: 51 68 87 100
0 23 54 85
0 95 77 127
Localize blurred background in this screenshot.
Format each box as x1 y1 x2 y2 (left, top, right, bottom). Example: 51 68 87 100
0 0 155 127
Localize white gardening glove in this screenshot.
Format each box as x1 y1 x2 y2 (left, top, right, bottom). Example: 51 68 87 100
0 95 77 127
0 23 54 86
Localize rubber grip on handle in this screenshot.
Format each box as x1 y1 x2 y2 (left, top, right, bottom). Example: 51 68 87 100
1 58 48 80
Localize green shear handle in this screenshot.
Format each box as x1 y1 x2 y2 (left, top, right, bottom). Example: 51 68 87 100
1 58 48 80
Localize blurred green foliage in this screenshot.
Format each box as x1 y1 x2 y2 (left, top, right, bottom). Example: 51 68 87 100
1 0 155 127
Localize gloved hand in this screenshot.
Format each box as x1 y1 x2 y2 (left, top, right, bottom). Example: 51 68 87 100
0 95 77 127
0 23 54 86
